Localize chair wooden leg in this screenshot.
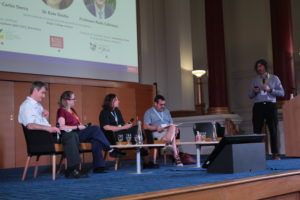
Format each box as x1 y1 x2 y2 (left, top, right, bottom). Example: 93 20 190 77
52 155 56 180
57 155 65 174
80 152 85 170
34 155 40 178
114 158 120 171
64 158 67 170
103 151 108 160
22 156 31 181
153 148 158 164
164 152 167 165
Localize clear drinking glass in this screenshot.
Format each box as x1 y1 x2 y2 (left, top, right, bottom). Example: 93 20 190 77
126 133 132 144
200 132 206 141
117 135 123 143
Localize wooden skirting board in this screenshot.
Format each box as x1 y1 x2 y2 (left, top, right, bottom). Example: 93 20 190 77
104 170 300 200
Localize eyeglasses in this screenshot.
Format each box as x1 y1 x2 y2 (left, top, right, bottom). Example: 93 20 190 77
67 98 76 101
159 104 165 106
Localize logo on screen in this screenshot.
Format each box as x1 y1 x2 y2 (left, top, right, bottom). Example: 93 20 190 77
90 42 96 51
50 36 64 49
0 28 4 40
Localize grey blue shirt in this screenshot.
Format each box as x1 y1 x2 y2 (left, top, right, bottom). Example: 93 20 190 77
248 73 284 103
144 107 173 127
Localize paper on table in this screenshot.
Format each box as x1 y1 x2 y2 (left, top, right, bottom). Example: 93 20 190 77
162 123 184 129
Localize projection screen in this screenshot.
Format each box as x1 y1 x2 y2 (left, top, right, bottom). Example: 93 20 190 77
0 0 139 82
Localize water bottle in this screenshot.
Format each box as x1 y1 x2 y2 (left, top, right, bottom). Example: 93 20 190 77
212 121 217 141
136 120 143 145
195 131 201 141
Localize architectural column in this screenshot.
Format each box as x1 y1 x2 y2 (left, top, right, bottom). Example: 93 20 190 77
164 0 195 111
205 0 229 114
270 0 296 100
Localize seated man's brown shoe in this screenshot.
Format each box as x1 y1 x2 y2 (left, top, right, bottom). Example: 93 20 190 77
272 154 281 160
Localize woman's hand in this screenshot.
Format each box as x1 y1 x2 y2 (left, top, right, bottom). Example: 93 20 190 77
78 125 86 130
123 123 132 130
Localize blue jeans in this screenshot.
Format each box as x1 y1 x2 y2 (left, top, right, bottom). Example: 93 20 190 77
77 126 111 168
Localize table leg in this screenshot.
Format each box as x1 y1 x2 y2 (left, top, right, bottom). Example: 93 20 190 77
136 148 141 174
196 144 201 168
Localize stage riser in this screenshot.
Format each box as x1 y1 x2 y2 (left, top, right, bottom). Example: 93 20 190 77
106 171 300 200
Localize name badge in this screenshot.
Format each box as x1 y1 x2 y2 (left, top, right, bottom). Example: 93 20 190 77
161 124 168 128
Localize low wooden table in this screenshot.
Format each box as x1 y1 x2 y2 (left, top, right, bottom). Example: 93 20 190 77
110 141 219 174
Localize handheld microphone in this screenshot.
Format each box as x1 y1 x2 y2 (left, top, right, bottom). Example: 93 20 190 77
55 123 60 141
128 118 134 124
85 123 92 127
262 78 267 92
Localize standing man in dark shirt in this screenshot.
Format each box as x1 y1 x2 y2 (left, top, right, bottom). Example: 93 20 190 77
248 59 285 160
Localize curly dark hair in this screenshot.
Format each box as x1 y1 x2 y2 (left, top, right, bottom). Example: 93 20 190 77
254 59 268 73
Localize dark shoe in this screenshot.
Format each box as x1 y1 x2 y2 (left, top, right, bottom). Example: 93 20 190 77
143 163 150 169
141 148 149 157
109 149 127 158
272 154 281 160
143 161 160 169
93 167 107 173
65 169 88 179
148 161 160 169
79 171 89 178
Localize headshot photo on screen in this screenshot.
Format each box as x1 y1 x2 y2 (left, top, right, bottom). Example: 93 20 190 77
85 0 116 19
43 0 73 10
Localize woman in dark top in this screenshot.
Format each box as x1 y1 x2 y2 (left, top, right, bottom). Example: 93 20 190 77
99 93 159 169
99 94 137 145
57 91 125 173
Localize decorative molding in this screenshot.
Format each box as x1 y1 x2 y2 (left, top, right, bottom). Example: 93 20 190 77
207 107 230 114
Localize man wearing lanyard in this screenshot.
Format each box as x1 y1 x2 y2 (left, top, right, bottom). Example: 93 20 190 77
248 59 285 160
144 95 183 166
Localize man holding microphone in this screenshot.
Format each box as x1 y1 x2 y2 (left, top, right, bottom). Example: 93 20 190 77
248 59 284 160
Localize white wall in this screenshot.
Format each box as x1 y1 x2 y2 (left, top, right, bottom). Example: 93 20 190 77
139 0 195 111
223 0 273 133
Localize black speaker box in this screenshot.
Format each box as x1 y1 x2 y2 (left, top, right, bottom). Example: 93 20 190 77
207 142 266 173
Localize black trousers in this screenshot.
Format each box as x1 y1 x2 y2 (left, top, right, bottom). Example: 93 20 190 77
104 126 140 145
252 102 278 154
60 131 81 169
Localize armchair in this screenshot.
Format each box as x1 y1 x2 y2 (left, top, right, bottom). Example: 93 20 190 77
21 125 64 181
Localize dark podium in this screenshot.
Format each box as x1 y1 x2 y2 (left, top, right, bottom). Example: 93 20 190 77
202 134 266 173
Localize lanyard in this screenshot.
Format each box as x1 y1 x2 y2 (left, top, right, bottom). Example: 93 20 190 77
68 109 81 125
152 107 164 122
111 111 118 125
